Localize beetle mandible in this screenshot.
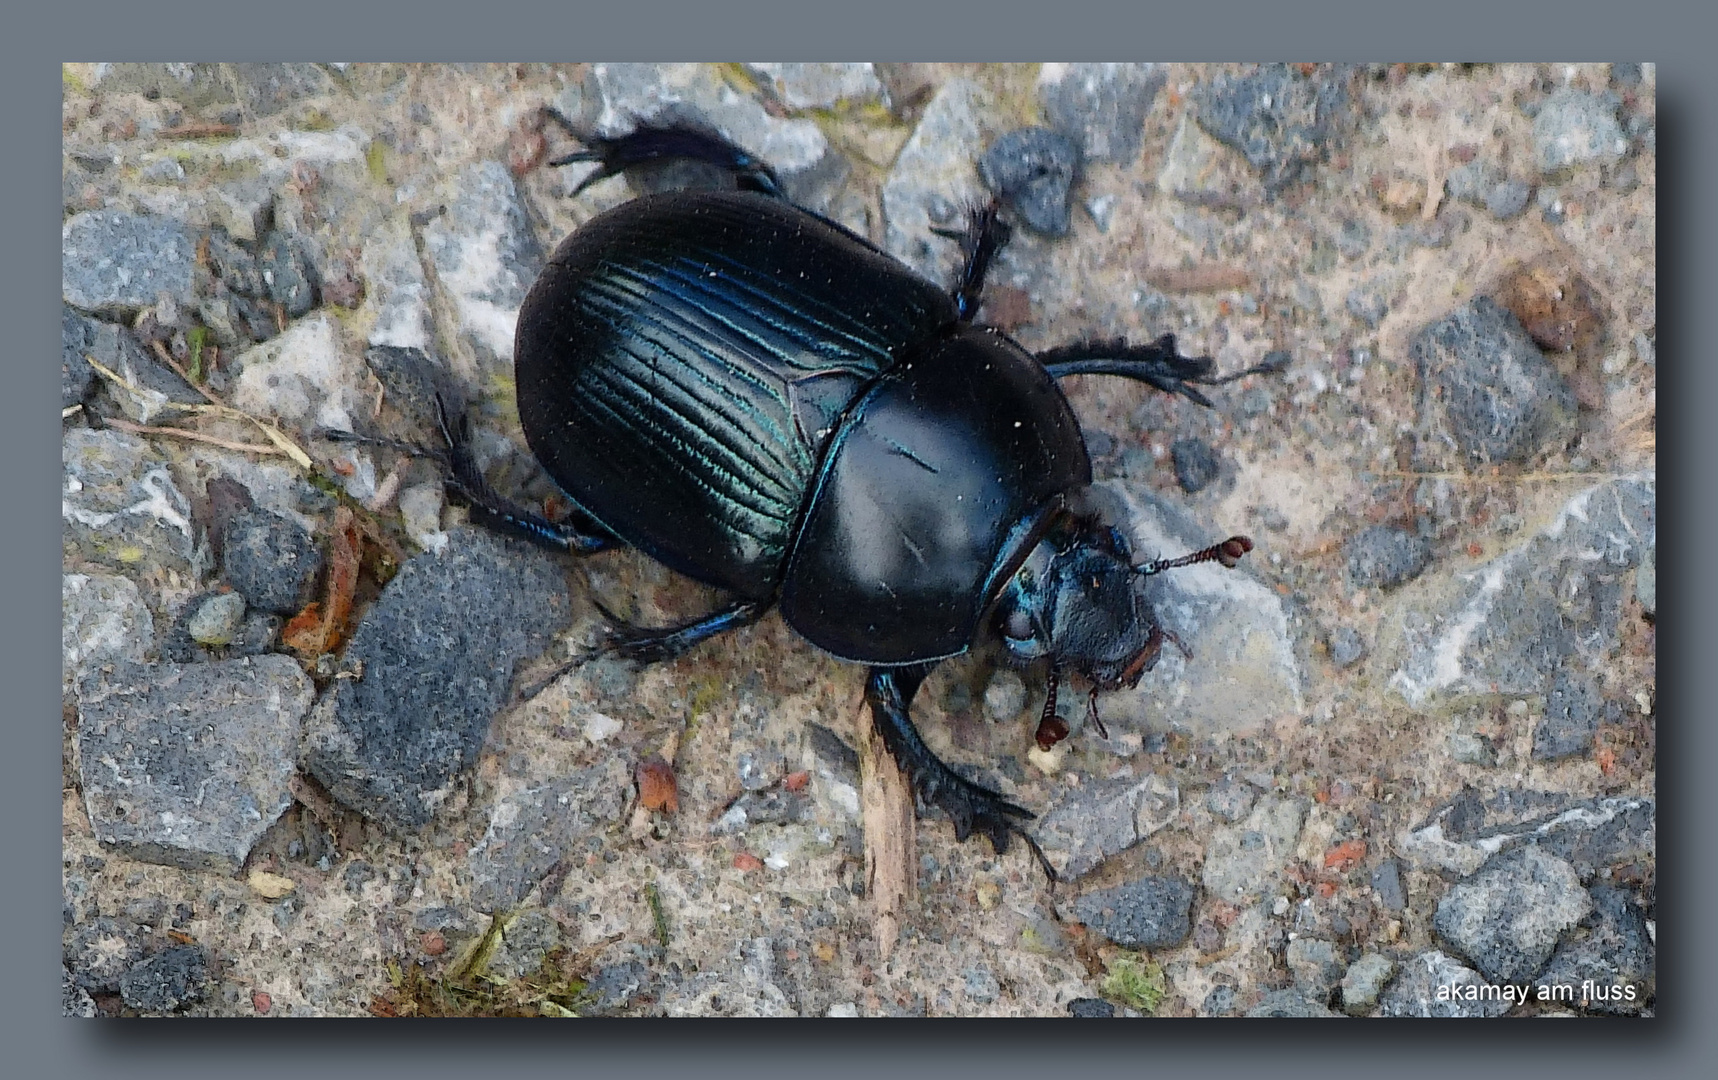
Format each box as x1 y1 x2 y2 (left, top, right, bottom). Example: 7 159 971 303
445 114 1284 871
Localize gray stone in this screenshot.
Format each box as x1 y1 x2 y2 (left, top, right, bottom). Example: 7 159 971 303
1485 179 1533 220
1092 482 1304 737
1398 789 1654 879
259 231 319 318
186 591 246 646
1201 984 1239 1016
1533 90 1628 175
982 669 1028 723
118 945 209 1012
1636 548 1655 616
1204 777 1254 823
62 211 196 316
1410 297 1576 468
303 527 573 829
93 62 335 117
1378 950 1513 1017
1201 796 1306 902
1449 731 1498 766
62 428 199 580
980 127 1080 236
1433 846 1592 984
1536 885 1653 1014
1372 859 1406 913
1340 953 1396 1015
1193 64 1351 192
62 573 154 698
161 592 281 664
1329 625 1366 668
486 908 563 980
1067 997 1115 1017
1038 63 1165 165
1388 477 1653 706
963 965 1000 1004
1346 287 1389 329
360 214 433 351
62 306 100 409
63 966 97 1018
1533 667 1602 761
229 313 368 434
1036 772 1179 880
75 317 203 425
1068 875 1195 950
1245 988 1340 1017
883 78 987 281
1169 438 1220 494
421 162 545 375
1344 525 1431 590
1287 937 1345 1001
221 507 323 615
746 63 885 110
64 917 145 993
581 959 654 1016
77 655 312 872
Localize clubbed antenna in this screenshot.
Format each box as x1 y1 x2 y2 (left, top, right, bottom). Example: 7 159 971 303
1134 535 1253 577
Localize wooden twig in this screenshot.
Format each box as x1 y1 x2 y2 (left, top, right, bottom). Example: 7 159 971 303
102 416 290 456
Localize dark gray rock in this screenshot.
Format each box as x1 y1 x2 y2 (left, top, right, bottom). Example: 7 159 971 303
582 959 655 1016
1245 988 1341 1017
1068 876 1195 950
1433 846 1592 984
980 127 1080 236
64 917 145 992
117 945 209 1012
362 345 452 438
1485 179 1533 220
1411 297 1575 468
1286 937 1345 1001
186 591 246 646
1372 859 1407 913
1170 437 1220 493
1335 218 1371 260
63 966 97 1018
1378 950 1513 1017
1067 996 1116 1017
160 589 281 664
1340 953 1396 1015
221 507 324 615
1533 89 1628 175
1388 478 1653 706
1533 667 1602 761
1329 625 1367 668
1193 64 1351 191
1399 789 1654 879
260 231 319 318
467 759 629 912
62 211 197 316
77 655 312 872
1536 885 1653 1014
1037 772 1179 880
303 527 573 829
1038 63 1165 165
1345 525 1431 590
73 316 203 424
62 306 100 409
62 572 154 698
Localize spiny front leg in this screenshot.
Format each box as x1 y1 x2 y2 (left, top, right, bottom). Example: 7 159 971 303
863 663 1033 857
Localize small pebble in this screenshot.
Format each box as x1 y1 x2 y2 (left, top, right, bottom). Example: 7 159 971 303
187 591 246 647
980 127 1080 236
1344 525 1431 590
1170 438 1221 493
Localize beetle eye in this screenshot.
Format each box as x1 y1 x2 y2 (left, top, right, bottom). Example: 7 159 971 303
1003 607 1034 642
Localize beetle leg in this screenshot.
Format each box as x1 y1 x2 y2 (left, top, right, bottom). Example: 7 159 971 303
1036 334 1290 407
541 108 784 199
592 598 767 664
931 198 1012 323
438 397 618 556
865 664 1045 871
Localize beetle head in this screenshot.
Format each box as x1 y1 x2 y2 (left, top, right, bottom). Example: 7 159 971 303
994 515 1252 692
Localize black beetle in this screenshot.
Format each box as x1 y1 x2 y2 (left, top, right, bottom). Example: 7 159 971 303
447 116 1282 869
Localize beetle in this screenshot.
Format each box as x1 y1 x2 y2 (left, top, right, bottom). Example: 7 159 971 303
445 115 1283 870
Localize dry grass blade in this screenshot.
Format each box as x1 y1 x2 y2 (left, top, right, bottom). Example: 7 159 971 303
102 416 290 456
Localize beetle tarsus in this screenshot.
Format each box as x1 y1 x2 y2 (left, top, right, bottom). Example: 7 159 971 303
866 665 1036 860
1037 334 1287 407
593 598 766 664
544 115 785 199
933 198 1012 323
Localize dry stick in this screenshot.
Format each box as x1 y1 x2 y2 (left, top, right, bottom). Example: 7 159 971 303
102 416 290 456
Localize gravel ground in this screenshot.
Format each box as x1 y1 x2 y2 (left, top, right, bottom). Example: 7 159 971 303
61 62 1654 1018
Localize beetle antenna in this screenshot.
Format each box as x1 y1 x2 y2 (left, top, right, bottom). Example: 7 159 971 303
1134 535 1253 577
1012 824 1059 888
1034 665 1069 751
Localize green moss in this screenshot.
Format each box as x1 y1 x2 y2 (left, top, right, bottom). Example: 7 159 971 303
1101 954 1167 1015
366 139 389 186
186 325 209 384
643 881 670 948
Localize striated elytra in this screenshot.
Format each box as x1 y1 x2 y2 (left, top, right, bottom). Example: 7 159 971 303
450 117 1282 873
